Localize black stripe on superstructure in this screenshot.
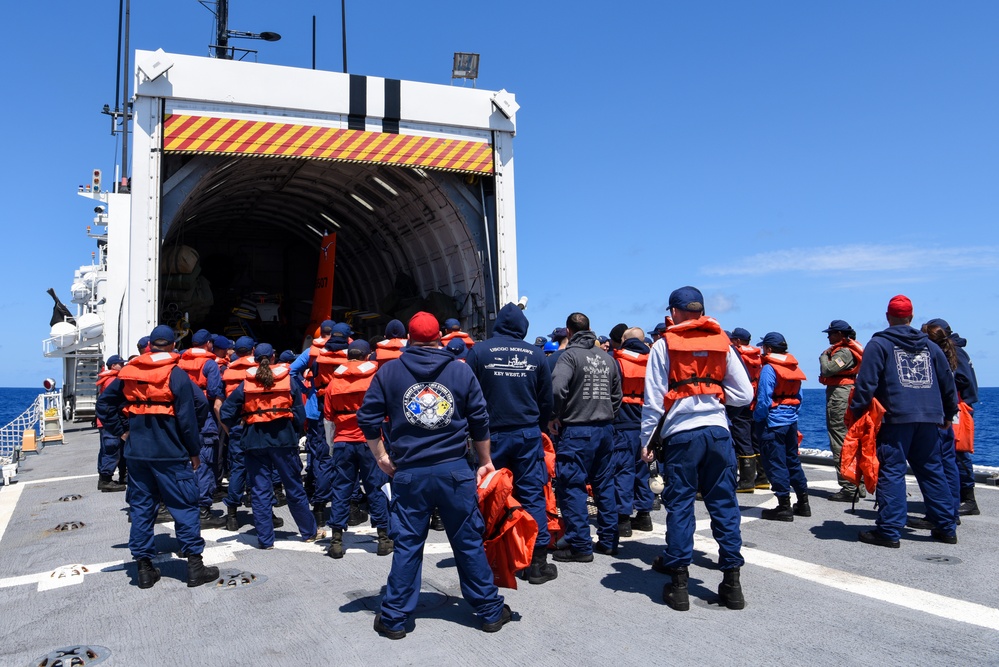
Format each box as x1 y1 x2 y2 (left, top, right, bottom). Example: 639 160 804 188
348 74 367 131
383 78 401 134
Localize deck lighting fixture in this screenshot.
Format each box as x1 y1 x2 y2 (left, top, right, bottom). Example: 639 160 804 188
320 213 342 229
305 223 325 237
372 177 398 196
350 194 374 211
452 52 480 86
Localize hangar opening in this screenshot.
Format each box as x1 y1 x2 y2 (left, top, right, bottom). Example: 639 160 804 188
158 154 498 351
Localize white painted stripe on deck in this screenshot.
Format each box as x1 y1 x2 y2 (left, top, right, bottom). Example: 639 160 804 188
0 483 25 546
22 473 99 486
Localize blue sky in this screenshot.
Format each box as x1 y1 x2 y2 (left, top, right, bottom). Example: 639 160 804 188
1 2 996 388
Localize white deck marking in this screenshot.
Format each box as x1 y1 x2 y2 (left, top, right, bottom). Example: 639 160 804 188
22 473 99 486
0 483 25 545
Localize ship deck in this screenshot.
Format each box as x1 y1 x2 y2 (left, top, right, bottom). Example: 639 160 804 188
2 425 997 666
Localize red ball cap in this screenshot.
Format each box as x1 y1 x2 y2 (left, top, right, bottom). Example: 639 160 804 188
408 311 441 343
887 294 913 318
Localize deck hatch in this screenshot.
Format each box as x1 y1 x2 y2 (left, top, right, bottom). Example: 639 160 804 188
28 645 111 666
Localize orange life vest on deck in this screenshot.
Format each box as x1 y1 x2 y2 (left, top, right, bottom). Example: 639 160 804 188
313 348 349 392
954 401 975 453
736 345 762 388
477 468 538 589
223 356 257 396
178 347 213 390
663 317 730 414
242 364 294 424
324 360 378 441
614 348 649 404
819 339 864 387
375 338 406 362
840 398 883 494
441 331 475 348
763 353 806 408
118 352 180 417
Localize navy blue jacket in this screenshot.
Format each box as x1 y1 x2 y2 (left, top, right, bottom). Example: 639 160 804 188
466 303 553 431
199 357 224 437
357 345 489 469
219 376 306 451
613 338 650 430
951 334 979 405
96 367 206 462
850 325 958 424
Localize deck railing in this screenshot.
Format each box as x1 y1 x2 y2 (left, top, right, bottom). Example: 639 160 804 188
0 392 62 484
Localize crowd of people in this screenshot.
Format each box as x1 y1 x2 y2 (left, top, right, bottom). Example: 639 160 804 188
94 286 979 637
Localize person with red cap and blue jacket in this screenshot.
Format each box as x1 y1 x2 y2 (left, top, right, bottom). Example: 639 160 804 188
850 295 959 548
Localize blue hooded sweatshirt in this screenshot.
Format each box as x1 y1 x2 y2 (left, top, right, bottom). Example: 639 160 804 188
950 333 979 405
850 325 958 424
466 302 553 431
613 337 650 430
357 344 490 469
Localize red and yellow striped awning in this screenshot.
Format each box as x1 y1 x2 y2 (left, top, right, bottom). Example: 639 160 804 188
162 114 494 175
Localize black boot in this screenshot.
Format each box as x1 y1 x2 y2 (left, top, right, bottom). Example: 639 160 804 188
348 501 369 527
313 503 327 527
737 457 756 494
271 513 284 529
136 558 161 589
718 569 745 610
186 554 220 588
430 509 445 531
199 507 227 529
793 491 811 517
98 473 127 493
273 484 287 507
377 527 394 556
662 566 690 611
155 504 172 524
761 496 794 522
617 515 633 538
631 511 653 532
959 487 980 516
527 544 558 585
225 504 238 531
242 491 252 508
327 530 344 559
753 456 770 489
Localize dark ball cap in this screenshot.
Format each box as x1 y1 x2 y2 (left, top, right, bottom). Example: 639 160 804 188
446 337 467 358
822 320 852 334
649 322 668 335
668 286 704 312
925 318 951 334
325 323 352 350
149 325 176 345
348 340 371 359
137 336 150 350
254 343 274 360
106 355 125 367
444 318 461 331
550 327 568 341
731 327 752 342
385 319 406 339
597 335 610 344
534 336 547 347
278 349 297 363
320 319 336 334
609 323 628 343
234 336 255 353
213 335 233 350
757 331 788 350
191 329 212 346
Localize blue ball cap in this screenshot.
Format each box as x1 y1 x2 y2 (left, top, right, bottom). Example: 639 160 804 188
446 337 467 358
550 327 568 341
821 320 852 334
385 319 406 338
543 341 559 353
149 325 176 345
731 327 752 342
327 322 352 345
320 319 336 334
925 318 951 334
444 318 461 331
213 335 233 350
348 339 371 359
668 286 704 312
254 343 274 360
278 349 297 363
643 336 653 344
234 336 255 353
106 355 125 367
757 331 788 349
191 328 212 346
137 336 150 351
597 335 610 344
649 322 668 335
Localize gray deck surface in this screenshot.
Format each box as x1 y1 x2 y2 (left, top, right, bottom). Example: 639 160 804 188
2 425 997 666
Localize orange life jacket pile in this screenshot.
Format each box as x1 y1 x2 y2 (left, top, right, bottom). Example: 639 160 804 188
477 468 538 589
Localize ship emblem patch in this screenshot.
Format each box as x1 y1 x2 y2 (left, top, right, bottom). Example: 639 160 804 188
403 382 454 430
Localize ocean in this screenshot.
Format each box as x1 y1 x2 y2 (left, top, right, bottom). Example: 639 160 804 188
0 386 996 467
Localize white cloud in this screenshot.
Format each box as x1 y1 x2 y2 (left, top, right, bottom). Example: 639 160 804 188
707 292 738 314
703 245 999 277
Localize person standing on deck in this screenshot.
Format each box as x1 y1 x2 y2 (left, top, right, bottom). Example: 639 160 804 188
818 320 866 501
96 355 127 492
640 286 753 611
727 327 763 493
851 296 959 548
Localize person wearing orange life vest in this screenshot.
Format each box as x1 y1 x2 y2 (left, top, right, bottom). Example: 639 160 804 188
375 319 407 362
753 332 810 522
322 340 393 559
178 329 227 528
95 325 219 589
220 343 323 549
727 327 765 493
96 355 128 492
612 327 656 537
441 317 475 349
819 319 866 501
639 287 753 611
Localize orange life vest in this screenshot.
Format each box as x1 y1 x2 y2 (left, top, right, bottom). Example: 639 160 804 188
375 338 406 362
736 345 762 387
324 359 378 441
118 352 180 416
840 398 883 494
541 433 564 544
819 339 864 387
663 316 730 414
313 348 348 392
223 356 257 396
477 468 538 589
954 401 974 453
214 354 229 370
441 331 475 348
307 336 329 364
242 364 294 424
178 347 213 390
95 368 120 428
764 353 806 408
614 348 649 404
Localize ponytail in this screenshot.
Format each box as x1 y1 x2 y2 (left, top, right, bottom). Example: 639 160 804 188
256 357 275 388
922 324 958 372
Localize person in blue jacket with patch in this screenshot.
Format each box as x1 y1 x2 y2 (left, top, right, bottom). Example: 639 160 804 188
357 311 511 639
